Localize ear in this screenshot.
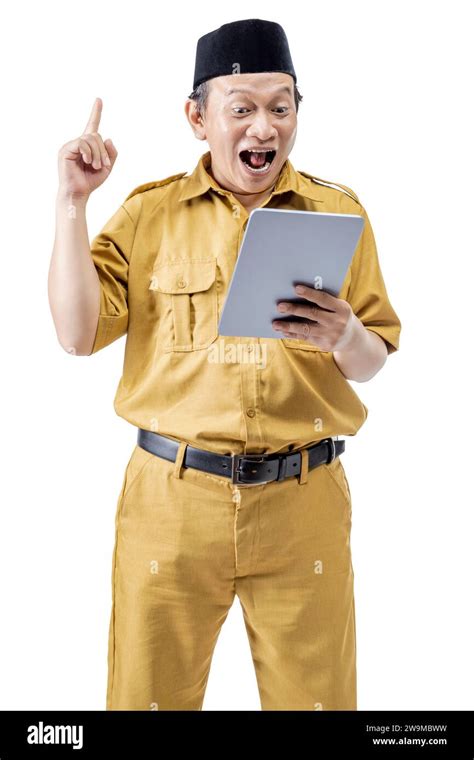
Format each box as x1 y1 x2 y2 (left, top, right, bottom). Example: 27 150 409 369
184 99 206 141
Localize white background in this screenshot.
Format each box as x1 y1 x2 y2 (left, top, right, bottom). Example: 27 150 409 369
1 0 473 710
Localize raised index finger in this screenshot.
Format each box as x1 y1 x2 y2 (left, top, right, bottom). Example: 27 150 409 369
84 97 102 134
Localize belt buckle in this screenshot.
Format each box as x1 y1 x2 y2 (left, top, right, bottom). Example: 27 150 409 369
231 453 267 485
322 437 336 464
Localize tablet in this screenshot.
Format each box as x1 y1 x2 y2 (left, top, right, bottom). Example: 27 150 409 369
218 208 365 340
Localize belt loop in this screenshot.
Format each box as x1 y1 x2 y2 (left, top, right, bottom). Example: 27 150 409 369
173 441 188 479
298 448 309 485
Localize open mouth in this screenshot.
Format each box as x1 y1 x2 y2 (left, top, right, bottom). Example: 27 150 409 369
239 149 276 174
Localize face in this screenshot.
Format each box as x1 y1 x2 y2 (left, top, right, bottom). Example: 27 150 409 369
185 72 298 196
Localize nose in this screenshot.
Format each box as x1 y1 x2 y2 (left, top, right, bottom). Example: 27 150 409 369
246 110 278 142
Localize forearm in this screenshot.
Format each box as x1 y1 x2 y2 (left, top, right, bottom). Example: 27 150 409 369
48 191 100 355
333 316 388 382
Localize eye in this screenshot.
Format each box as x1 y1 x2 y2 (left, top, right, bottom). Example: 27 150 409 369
272 107 289 114
232 107 251 114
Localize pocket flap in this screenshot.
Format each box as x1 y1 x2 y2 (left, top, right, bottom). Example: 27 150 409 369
281 337 327 352
149 257 216 294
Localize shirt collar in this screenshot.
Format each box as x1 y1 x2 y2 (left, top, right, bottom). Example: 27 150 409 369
177 150 323 204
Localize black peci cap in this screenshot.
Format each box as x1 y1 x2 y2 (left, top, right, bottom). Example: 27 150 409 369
192 18 297 90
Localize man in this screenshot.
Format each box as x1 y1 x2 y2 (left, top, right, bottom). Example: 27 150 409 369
49 19 401 711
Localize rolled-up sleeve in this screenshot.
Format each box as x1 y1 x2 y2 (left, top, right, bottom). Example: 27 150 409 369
88 194 141 354
345 205 401 355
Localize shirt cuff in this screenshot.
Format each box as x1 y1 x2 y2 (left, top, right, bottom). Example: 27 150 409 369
89 313 128 354
364 325 400 355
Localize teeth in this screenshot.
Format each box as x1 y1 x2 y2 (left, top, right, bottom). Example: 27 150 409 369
239 148 274 173
244 161 271 173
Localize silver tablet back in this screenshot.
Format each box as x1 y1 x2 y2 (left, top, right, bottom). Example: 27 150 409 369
218 208 364 339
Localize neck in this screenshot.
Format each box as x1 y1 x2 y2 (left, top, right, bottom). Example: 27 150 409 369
206 156 277 212
232 186 275 212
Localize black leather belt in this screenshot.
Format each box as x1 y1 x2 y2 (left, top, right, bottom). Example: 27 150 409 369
137 428 345 486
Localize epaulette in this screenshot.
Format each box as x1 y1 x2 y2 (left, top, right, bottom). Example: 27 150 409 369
124 172 188 201
298 170 360 204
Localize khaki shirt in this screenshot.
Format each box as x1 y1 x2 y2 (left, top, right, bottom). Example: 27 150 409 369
89 150 401 455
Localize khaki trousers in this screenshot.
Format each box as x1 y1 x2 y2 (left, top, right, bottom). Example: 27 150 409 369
106 441 356 710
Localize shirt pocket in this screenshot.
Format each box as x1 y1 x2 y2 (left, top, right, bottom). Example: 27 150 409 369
148 256 218 352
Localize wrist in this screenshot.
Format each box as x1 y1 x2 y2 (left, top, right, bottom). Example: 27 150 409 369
337 314 367 355
56 188 89 207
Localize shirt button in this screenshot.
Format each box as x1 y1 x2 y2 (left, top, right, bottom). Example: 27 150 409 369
246 408 256 417
177 279 187 288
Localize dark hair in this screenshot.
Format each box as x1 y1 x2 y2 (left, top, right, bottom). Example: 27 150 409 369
187 78 303 117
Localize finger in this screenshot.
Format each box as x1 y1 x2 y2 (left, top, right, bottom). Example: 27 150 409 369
83 133 109 168
272 321 294 335
94 133 112 167
279 321 327 348
278 301 331 326
293 284 337 309
103 138 118 167
61 137 92 164
81 135 102 169
77 138 92 164
276 320 314 339
84 97 103 135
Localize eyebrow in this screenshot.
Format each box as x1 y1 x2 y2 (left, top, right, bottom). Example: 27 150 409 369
225 85 293 97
